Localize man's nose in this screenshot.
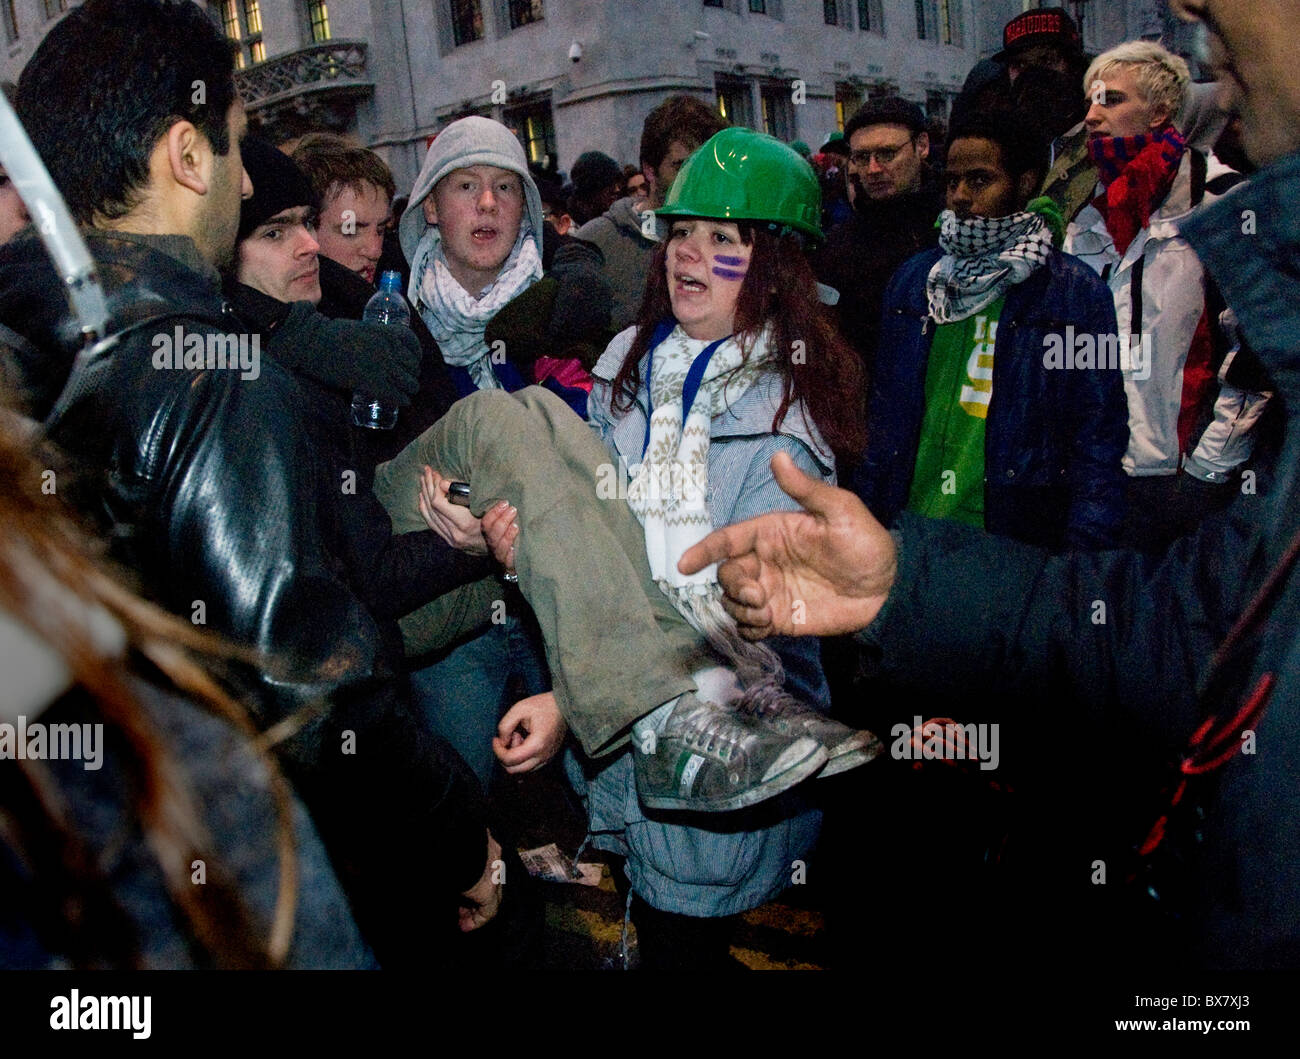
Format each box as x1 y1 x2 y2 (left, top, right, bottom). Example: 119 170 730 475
1084 102 1105 128
241 168 253 200
361 229 382 261
477 186 498 211
298 228 320 256
866 155 886 174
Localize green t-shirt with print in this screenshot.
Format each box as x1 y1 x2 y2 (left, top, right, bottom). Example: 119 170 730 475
905 298 1004 527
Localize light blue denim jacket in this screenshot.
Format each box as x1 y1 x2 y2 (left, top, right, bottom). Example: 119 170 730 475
564 326 836 917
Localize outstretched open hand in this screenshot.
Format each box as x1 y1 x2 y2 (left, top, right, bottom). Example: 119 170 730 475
678 451 898 638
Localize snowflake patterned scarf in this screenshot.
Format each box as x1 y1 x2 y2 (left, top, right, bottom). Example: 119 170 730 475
413 224 543 391
925 208 1053 325
626 322 788 690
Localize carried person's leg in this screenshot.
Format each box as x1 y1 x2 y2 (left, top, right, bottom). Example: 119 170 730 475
374 387 700 757
375 387 827 810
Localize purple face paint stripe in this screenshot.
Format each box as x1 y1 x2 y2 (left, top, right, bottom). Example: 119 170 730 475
713 255 745 266
711 267 746 280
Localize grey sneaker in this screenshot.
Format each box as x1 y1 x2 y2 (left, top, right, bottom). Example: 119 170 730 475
634 693 828 813
736 687 883 778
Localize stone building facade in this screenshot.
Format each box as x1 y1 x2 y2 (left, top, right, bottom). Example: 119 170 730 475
0 1 1205 195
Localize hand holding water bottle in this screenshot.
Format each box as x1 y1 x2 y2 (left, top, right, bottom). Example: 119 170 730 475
352 270 413 430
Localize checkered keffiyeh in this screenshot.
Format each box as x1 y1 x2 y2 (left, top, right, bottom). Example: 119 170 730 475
925 209 1053 325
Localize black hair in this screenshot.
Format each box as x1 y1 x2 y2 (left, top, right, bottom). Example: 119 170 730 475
16 0 238 224
946 111 1048 185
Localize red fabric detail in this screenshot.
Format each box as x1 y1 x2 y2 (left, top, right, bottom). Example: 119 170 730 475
1177 308 1216 457
1091 135 1183 256
533 356 593 393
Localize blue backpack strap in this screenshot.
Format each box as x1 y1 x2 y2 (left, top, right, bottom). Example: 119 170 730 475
681 335 730 423
641 318 680 459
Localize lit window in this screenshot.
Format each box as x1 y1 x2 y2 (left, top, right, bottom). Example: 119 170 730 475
307 1 331 43
217 1 265 68
220 1 242 41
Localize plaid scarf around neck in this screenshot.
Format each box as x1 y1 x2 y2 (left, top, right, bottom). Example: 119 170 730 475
1088 125 1187 256
925 209 1053 325
625 323 789 692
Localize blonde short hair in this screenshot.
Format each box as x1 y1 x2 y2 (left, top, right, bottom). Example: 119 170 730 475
1084 40 1191 125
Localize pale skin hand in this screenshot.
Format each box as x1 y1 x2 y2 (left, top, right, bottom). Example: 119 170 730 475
678 451 898 638
418 466 488 555
481 500 519 572
493 691 567 774
458 830 504 932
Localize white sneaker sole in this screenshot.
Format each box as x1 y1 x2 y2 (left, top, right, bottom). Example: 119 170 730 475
638 738 829 813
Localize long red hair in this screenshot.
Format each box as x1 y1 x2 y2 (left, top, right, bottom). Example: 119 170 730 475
610 223 866 458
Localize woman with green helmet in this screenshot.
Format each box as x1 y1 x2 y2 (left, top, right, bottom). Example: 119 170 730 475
372 127 870 965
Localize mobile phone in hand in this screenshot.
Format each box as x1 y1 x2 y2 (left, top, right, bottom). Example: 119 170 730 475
448 481 471 507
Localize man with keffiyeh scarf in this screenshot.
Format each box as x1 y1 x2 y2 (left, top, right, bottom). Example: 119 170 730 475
854 114 1128 551
1065 40 1269 552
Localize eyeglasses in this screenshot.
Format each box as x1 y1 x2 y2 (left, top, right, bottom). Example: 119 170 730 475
849 139 916 167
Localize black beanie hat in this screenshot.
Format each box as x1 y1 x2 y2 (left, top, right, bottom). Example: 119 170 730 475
570 150 623 199
238 137 319 242
843 97 929 142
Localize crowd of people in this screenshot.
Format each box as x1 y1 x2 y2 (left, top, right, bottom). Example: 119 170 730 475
0 0 1296 975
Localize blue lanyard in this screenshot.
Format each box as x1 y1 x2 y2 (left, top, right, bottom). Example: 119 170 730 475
641 320 732 459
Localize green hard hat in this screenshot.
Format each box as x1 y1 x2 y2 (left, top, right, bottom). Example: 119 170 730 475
656 127 823 241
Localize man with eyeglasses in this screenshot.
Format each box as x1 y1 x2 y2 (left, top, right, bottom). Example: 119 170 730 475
813 97 943 383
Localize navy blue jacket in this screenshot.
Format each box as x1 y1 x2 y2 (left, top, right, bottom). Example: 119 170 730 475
852 245 1128 551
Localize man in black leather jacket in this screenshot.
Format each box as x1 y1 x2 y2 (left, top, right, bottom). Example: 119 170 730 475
0 0 499 965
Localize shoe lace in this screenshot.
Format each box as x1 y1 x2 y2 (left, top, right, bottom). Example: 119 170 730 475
680 706 751 761
735 684 809 720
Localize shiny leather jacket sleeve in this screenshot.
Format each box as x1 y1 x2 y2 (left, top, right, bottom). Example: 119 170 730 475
102 336 489 893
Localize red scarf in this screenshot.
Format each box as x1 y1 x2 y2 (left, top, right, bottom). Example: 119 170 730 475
1088 126 1186 256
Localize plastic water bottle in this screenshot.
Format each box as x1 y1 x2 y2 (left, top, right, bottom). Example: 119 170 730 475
351 270 410 430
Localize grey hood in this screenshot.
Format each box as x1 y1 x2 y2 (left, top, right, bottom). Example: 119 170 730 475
399 115 544 266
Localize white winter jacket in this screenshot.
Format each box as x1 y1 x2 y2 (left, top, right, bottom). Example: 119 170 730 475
1065 149 1270 480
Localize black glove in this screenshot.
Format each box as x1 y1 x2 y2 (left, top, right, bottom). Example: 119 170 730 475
271 301 421 407
547 238 612 351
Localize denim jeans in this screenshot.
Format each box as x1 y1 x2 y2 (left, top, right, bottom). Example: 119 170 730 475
408 606 550 788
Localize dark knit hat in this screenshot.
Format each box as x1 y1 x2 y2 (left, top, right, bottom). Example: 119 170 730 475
843 97 928 141
570 150 623 199
238 136 318 242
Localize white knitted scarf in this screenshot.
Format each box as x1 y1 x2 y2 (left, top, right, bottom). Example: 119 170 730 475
926 208 1052 325
414 227 543 390
626 324 787 690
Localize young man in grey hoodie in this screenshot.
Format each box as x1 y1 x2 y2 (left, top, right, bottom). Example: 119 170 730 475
381 116 607 787
575 95 726 332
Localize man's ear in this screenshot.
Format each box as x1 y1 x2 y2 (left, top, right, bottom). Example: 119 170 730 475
422 194 438 225
915 131 931 162
164 121 210 197
1148 105 1173 132
642 161 656 202
1017 170 1040 204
